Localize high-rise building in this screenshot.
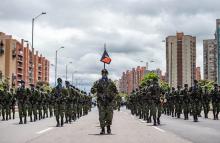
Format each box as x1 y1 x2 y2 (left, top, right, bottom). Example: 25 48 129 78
166 32 196 88
216 19 220 84
0 32 50 87
195 67 201 81
118 66 164 95
203 39 217 82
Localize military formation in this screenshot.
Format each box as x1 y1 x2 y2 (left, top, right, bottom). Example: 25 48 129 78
0 78 92 127
127 79 220 126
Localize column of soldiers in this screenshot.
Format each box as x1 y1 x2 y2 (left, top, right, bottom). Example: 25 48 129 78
127 79 220 125
0 79 93 127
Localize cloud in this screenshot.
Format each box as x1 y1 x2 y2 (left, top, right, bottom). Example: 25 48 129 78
1 0 220 91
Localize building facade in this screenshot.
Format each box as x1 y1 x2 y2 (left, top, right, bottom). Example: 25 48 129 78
166 32 196 88
0 32 50 87
195 67 201 81
203 39 217 82
216 19 220 84
119 66 163 95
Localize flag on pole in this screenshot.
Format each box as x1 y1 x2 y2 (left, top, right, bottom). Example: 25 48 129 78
100 46 111 64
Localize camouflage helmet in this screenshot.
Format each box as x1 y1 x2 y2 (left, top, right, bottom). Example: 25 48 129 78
57 78 62 83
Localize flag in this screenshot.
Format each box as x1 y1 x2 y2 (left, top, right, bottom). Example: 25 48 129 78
100 47 111 64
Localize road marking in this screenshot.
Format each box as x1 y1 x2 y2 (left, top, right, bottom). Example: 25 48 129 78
153 126 165 133
36 127 54 134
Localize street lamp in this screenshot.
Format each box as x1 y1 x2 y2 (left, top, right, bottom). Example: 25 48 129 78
30 12 46 84
66 61 73 81
55 46 64 86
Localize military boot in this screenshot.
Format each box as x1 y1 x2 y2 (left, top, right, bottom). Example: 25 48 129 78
24 116 27 124
153 118 157 126
61 117 64 127
157 118 160 125
56 117 60 127
19 117 23 124
30 116 33 122
107 125 111 134
100 127 105 135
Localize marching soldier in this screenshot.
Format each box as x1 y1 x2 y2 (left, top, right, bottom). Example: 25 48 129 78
91 69 118 134
16 80 28 124
202 86 211 118
53 78 65 127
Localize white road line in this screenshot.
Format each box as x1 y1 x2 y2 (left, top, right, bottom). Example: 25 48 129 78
36 127 54 134
153 126 166 133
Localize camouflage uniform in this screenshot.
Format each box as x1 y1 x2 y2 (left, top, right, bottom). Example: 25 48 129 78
53 78 65 127
91 69 118 134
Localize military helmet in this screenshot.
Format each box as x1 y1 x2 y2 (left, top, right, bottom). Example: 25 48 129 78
184 84 188 87
65 81 70 85
19 80 25 84
101 69 108 75
57 78 62 83
194 80 198 84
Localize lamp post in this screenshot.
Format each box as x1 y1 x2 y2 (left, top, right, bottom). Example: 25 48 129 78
31 12 46 84
55 47 64 86
65 61 73 81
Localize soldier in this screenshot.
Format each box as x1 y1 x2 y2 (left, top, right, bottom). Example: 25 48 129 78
27 88 33 122
91 69 118 134
148 78 161 126
189 80 202 122
48 89 54 117
16 80 28 124
64 81 73 124
115 94 122 111
10 88 16 119
174 85 183 118
202 86 211 118
182 84 190 120
36 86 43 120
211 84 219 120
30 84 38 122
53 78 65 127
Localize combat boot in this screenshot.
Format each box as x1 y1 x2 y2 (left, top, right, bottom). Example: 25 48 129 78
100 127 105 135
19 117 23 124
30 116 33 122
107 125 111 134
157 118 160 125
153 118 157 126
61 117 64 127
24 116 27 124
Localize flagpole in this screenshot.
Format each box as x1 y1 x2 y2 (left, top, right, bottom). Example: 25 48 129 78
104 43 106 69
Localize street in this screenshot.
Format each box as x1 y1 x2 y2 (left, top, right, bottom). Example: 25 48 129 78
0 107 220 143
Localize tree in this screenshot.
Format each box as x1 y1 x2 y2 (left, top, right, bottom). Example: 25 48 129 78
140 72 159 87
198 80 214 91
160 81 170 93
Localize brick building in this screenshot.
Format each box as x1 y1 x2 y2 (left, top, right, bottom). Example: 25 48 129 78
119 66 163 95
0 32 49 87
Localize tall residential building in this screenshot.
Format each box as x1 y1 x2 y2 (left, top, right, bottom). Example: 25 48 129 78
0 32 50 87
119 66 163 95
203 39 217 82
216 19 220 84
166 32 196 88
195 67 201 81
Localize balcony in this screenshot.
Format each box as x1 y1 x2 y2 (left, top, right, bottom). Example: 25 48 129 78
17 58 23 63
18 50 23 57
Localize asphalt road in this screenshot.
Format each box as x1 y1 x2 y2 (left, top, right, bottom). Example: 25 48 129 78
0 108 219 143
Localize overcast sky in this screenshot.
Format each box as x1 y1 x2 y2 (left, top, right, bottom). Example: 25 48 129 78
0 0 220 91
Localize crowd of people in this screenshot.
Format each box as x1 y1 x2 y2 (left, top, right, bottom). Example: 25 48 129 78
0 78 93 127
126 79 220 126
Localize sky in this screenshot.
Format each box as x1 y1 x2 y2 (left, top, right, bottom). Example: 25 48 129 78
0 0 220 91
